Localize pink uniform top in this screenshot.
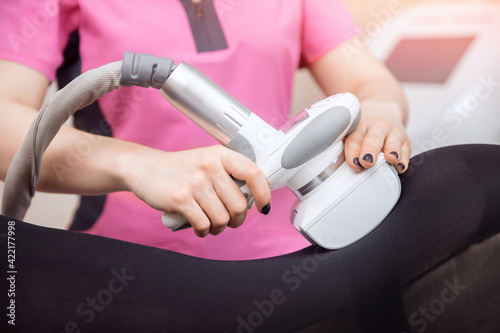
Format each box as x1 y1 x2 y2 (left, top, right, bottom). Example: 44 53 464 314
0 0 358 260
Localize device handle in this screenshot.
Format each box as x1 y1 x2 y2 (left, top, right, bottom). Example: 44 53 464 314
161 213 192 231
162 183 254 231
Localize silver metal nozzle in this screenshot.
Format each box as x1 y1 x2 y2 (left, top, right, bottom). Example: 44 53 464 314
160 62 251 145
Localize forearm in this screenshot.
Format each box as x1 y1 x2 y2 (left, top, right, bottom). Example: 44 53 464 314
308 41 408 125
351 73 408 126
0 101 130 195
38 126 131 195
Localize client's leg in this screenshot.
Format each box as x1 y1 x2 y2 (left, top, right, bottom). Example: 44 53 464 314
1 144 499 333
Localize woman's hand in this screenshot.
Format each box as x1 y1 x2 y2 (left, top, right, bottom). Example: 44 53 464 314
344 99 411 174
122 145 271 237
307 38 411 174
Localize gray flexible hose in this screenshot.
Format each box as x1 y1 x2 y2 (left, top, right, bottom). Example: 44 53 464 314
1 52 176 220
2 61 123 220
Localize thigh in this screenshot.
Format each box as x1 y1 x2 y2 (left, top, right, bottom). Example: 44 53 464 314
2 144 499 333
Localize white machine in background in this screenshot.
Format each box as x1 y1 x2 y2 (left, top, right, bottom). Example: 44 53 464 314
370 1 500 156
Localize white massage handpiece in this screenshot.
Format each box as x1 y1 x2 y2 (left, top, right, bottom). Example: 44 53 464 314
161 91 361 231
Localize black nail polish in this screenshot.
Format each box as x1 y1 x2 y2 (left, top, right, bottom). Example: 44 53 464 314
353 157 362 167
262 203 271 215
390 151 399 160
398 162 406 171
362 153 373 163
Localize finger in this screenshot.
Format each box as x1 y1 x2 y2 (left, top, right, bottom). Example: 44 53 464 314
179 202 211 238
359 122 390 168
395 141 411 174
212 171 248 229
344 127 366 171
221 149 271 214
382 131 404 164
194 184 230 236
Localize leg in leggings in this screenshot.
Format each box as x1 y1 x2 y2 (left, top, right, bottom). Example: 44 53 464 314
1 144 499 333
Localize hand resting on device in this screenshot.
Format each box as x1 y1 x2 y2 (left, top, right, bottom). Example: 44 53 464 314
345 99 411 174
124 145 271 237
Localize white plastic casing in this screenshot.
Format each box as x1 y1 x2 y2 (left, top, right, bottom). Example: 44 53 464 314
258 93 360 189
292 153 401 249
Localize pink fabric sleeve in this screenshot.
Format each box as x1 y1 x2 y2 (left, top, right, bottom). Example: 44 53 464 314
0 0 79 81
301 0 360 65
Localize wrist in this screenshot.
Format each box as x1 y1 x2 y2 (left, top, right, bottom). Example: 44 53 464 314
114 141 175 194
114 140 146 193
360 99 407 126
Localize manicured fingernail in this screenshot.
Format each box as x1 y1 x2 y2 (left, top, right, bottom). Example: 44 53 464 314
390 151 399 160
362 153 373 163
398 162 406 171
261 203 271 215
353 157 362 167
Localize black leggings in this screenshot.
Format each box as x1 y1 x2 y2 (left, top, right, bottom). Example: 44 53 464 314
1 144 500 333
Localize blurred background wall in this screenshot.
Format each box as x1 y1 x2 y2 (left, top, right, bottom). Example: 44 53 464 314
292 0 500 113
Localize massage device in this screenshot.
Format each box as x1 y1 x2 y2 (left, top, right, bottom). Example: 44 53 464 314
2 53 401 249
